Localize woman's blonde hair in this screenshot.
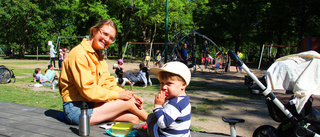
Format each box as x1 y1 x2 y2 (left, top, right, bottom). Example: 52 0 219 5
158 71 185 83
89 19 118 38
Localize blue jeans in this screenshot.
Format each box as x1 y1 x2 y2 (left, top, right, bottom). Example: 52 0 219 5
63 101 94 125
181 59 188 66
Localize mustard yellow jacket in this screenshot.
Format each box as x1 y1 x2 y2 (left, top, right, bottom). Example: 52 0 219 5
59 38 124 103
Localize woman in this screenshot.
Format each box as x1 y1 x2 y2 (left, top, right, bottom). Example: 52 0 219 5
34 65 59 89
59 19 148 125
126 63 152 88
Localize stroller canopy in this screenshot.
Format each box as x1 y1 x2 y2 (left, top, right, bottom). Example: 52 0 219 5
265 50 320 113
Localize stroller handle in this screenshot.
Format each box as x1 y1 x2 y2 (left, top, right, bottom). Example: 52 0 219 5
228 50 243 66
228 50 266 91
228 50 294 117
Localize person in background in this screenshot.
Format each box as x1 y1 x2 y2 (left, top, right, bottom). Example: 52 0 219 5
49 44 57 68
34 65 59 89
117 59 124 70
179 43 189 66
10 48 14 56
126 63 152 88
145 53 150 67
58 49 64 71
63 48 69 59
148 61 191 137
236 50 243 73
155 52 161 67
59 19 148 125
114 59 133 91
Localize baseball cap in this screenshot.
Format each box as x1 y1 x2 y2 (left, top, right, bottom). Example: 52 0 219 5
150 61 191 85
118 59 124 64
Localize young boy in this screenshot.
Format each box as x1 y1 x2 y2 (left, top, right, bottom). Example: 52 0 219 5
148 61 191 137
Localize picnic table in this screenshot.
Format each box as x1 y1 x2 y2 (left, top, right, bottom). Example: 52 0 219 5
0 101 229 137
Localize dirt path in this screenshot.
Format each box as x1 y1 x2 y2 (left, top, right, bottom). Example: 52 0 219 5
3 59 278 137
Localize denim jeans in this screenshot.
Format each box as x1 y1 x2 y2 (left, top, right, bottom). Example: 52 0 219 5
63 101 94 125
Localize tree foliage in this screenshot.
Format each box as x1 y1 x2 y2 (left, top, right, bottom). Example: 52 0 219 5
0 0 319 60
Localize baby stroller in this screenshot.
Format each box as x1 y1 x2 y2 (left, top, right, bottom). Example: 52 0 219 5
0 65 15 84
229 50 320 137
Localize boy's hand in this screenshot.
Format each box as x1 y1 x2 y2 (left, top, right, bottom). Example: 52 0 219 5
154 91 166 107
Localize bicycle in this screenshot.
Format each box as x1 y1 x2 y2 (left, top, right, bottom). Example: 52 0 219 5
0 65 16 84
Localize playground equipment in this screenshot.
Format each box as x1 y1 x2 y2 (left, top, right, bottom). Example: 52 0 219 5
0 47 4 55
166 29 227 72
257 44 296 70
54 36 89 51
299 36 320 53
122 42 176 65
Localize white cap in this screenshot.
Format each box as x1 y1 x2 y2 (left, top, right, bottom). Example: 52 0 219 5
150 61 191 85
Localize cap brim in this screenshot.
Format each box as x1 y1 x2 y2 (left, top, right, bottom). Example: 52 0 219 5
150 68 163 75
150 68 184 80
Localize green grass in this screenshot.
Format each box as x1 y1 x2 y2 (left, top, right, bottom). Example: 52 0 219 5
196 118 210 122
191 98 225 115
190 125 203 132
0 84 63 110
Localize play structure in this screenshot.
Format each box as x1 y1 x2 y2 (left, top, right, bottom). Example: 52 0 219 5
299 36 320 53
54 36 89 51
122 42 176 65
122 30 227 72
165 29 227 72
257 44 297 70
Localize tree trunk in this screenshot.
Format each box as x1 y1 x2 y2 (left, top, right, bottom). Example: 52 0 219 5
276 31 283 58
19 42 25 58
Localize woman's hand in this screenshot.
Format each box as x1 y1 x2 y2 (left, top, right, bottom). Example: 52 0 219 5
118 91 134 101
154 91 166 108
133 95 144 110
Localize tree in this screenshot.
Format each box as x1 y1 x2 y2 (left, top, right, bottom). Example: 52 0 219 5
0 0 50 58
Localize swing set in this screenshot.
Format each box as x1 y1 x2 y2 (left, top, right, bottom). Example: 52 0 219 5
257 44 296 70
122 42 176 67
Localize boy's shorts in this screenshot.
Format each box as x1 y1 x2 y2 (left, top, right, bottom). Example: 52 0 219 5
63 101 94 125
147 113 157 137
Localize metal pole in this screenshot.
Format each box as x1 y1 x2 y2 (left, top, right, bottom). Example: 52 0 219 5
37 47 38 61
258 44 265 70
164 0 169 63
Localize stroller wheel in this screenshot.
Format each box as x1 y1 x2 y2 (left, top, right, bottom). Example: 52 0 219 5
253 125 277 137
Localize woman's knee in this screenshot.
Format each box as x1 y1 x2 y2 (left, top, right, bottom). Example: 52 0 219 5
127 114 139 124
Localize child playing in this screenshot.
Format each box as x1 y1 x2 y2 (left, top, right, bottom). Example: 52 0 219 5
145 53 150 67
114 59 133 90
58 49 64 70
148 61 191 137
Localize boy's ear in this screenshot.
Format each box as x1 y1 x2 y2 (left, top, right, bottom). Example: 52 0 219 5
181 82 187 90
